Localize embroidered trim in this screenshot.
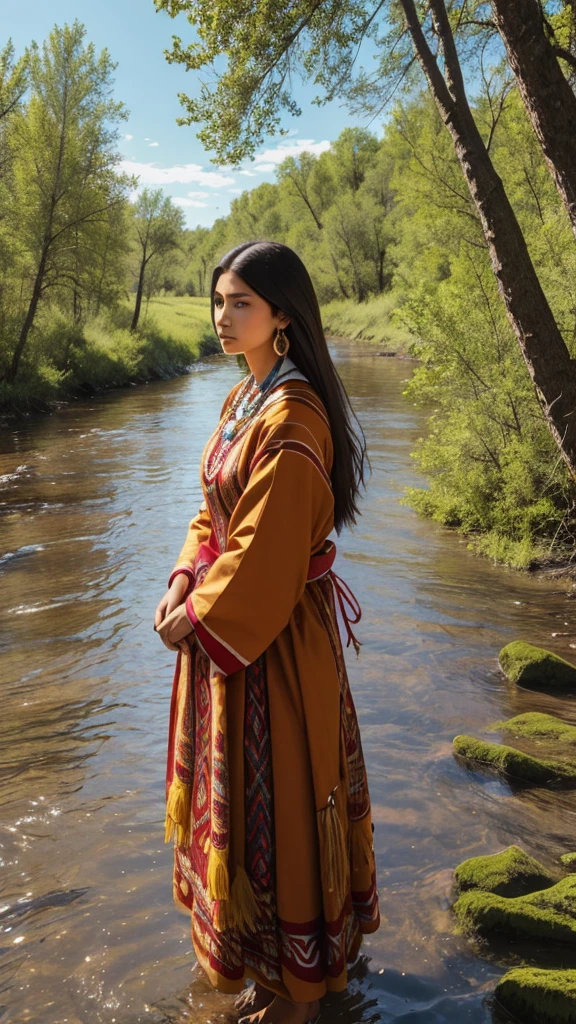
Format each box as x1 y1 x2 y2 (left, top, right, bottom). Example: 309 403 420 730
168 566 195 589
185 594 249 676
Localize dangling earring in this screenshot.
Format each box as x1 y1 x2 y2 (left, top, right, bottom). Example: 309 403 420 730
273 327 290 356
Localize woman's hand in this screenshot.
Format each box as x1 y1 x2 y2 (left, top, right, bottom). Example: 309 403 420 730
155 574 189 626
155 603 193 650
154 575 191 651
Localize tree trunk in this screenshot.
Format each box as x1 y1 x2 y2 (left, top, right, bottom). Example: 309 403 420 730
131 251 147 332
400 0 576 479
7 75 68 382
490 0 576 239
377 250 386 293
7 248 48 382
327 247 349 299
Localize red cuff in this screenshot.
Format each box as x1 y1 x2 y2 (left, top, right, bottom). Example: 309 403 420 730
168 567 195 589
184 594 247 676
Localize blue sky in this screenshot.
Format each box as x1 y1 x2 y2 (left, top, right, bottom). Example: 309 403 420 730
5 0 388 228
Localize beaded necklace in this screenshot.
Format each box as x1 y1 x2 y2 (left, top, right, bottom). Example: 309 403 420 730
205 354 286 481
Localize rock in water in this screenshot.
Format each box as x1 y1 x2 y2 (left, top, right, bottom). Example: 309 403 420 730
488 712 576 745
452 734 576 784
499 641 576 688
560 852 576 871
454 845 557 898
453 874 576 944
495 967 576 1024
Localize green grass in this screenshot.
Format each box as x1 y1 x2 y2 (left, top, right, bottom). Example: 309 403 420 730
321 294 415 352
0 295 219 415
138 295 214 348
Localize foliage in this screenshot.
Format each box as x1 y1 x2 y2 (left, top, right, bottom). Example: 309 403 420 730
0 297 215 414
0 22 200 403
129 187 186 330
322 294 412 349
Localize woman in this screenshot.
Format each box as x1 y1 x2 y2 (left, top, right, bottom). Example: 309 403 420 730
154 241 380 1024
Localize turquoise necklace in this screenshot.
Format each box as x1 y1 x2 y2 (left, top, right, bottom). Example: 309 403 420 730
221 355 285 442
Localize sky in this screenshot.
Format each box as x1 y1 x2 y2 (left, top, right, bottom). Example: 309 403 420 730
5 0 388 229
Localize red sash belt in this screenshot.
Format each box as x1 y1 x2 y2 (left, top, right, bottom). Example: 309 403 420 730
175 531 363 657
307 540 363 655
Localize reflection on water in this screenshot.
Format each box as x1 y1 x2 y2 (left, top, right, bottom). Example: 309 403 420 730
1 344 575 1023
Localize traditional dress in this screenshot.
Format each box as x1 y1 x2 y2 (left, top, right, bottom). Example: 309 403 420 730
164 355 380 1004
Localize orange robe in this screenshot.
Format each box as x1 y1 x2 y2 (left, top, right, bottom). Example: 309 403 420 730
165 365 380 1003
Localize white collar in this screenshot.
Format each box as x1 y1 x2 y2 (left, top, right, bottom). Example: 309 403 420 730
272 354 309 386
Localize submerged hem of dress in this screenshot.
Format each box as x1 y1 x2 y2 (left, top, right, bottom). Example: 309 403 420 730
180 902 374 1002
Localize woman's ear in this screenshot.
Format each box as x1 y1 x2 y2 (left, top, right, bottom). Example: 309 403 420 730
278 313 291 329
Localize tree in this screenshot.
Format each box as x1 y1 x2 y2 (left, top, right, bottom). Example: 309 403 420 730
276 152 325 230
130 188 185 331
155 0 576 480
0 41 30 351
5 21 133 382
483 0 576 240
0 40 29 173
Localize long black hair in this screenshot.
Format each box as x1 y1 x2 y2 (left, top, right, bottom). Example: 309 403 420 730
210 240 371 535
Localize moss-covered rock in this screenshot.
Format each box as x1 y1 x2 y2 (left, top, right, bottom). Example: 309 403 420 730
454 874 576 944
495 967 576 1023
560 852 576 871
499 641 576 688
454 845 557 898
453 734 576 784
489 712 576 745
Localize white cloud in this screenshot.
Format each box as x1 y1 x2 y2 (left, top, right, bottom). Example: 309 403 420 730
253 138 331 168
228 188 243 194
124 133 134 141
119 160 236 188
144 137 152 141
235 139 330 179
187 190 209 198
173 197 208 208
149 141 159 148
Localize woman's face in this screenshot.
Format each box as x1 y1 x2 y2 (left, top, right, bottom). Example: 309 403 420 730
213 269 290 356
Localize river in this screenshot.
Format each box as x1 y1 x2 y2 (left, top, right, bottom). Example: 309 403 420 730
1 342 575 1024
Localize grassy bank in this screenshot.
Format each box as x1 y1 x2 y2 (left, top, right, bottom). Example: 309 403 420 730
321 294 415 353
0 297 217 416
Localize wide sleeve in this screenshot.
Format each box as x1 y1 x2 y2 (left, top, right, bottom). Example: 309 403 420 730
185 414 334 676
167 501 212 588
167 384 241 588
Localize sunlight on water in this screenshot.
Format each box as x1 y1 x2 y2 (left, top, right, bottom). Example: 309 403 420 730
1 345 575 1022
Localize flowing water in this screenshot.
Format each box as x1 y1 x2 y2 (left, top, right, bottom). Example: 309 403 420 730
1 342 576 1024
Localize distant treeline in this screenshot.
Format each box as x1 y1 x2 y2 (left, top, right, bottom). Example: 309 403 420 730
0 22 216 411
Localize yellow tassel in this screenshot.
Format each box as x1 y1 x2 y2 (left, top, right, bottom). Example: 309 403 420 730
230 864 260 934
164 776 191 846
213 898 233 933
207 843 229 902
211 865 260 934
350 815 374 875
318 788 349 909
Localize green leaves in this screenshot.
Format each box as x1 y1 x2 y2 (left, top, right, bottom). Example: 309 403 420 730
154 0 397 163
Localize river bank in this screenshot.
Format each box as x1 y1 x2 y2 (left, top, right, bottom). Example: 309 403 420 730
0 296 217 419
321 294 415 353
